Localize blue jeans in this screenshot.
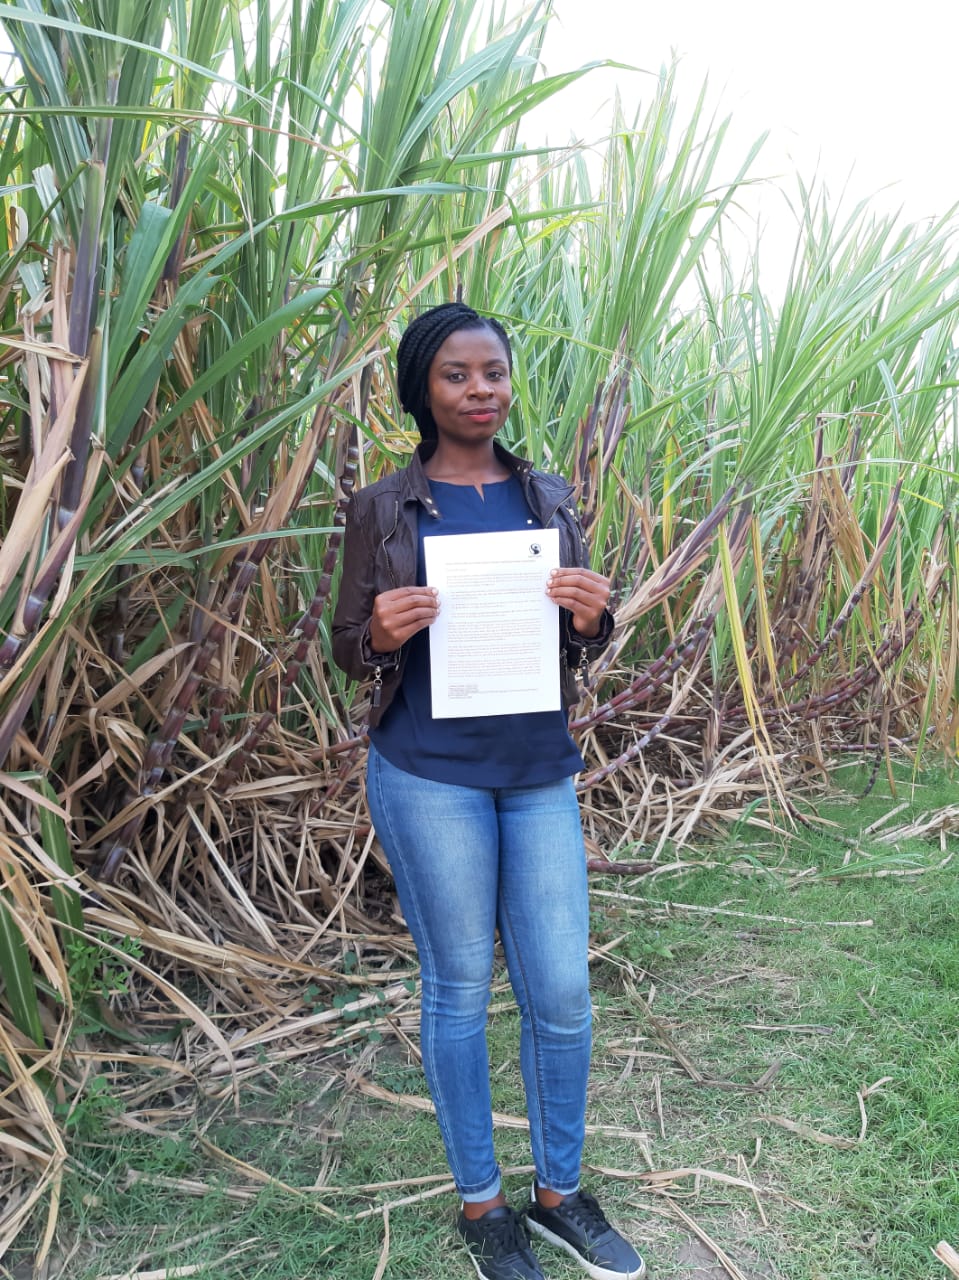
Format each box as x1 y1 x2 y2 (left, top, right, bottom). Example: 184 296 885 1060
366 744 592 1202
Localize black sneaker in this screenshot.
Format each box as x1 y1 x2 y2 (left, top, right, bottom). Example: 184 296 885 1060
456 1205 546 1280
525 1188 647 1280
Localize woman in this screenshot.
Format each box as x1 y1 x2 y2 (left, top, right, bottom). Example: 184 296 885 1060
333 303 646 1280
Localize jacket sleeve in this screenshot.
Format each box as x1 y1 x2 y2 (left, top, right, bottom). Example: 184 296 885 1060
561 502 615 668
564 609 615 662
331 492 402 682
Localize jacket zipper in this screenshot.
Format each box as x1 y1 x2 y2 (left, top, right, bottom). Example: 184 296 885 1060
380 498 400 588
372 665 383 708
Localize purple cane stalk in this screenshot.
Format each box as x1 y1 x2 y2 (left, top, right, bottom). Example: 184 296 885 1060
216 433 359 788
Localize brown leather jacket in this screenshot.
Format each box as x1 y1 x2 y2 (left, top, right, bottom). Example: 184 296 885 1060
331 441 614 727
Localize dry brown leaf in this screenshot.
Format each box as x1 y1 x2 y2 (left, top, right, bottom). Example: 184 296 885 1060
371 1208 390 1280
662 1198 750 1280
354 1079 653 1144
935 1242 959 1278
756 1113 858 1149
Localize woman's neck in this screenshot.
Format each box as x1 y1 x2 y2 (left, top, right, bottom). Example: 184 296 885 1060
422 441 510 488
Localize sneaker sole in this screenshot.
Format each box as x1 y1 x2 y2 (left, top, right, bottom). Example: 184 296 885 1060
526 1217 647 1280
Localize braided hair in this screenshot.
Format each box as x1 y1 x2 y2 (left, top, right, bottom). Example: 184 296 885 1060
396 302 512 442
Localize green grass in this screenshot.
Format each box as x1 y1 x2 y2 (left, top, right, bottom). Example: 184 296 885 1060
22 767 959 1280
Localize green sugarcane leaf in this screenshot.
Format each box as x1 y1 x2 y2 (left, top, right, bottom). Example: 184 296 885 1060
36 779 83 936
107 200 176 377
0 886 45 1046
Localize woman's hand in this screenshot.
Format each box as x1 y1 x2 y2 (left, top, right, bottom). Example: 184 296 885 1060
546 568 611 638
369 587 440 653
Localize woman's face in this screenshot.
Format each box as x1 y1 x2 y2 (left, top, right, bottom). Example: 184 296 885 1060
425 326 512 447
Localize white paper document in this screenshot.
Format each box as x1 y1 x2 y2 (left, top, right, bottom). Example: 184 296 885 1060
423 527 560 718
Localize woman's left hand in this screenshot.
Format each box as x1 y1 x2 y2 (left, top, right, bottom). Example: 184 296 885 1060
546 567 611 638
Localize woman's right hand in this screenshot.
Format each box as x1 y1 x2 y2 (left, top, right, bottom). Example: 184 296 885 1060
369 587 440 653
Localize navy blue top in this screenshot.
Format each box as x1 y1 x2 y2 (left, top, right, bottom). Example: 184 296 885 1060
370 475 584 787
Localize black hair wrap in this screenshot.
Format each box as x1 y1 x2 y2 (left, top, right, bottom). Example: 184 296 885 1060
396 302 512 442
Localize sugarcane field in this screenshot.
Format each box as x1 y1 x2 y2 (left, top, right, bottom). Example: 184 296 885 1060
1 4 958 1279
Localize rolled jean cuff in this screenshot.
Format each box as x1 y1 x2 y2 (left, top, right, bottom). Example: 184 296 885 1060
535 1176 580 1197
459 1168 502 1204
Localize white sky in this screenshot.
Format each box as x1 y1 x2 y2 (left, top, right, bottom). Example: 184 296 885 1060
529 0 958 268
3 2 954 269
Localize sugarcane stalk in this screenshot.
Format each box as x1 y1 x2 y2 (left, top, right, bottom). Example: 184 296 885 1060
217 430 359 789
774 477 903 697
576 707 680 792
585 858 656 875
96 552 262 881
0 667 45 768
570 614 715 732
59 89 114 529
95 375 359 881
